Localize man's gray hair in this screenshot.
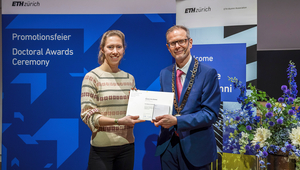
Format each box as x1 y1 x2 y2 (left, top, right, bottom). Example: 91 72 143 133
165 25 190 42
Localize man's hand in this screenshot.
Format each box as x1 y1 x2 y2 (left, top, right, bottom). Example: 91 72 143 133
119 115 145 127
152 114 177 128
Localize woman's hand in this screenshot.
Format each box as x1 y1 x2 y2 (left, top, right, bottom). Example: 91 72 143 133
131 87 137 91
118 115 145 127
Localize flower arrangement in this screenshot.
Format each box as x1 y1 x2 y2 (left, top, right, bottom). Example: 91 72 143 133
224 61 300 169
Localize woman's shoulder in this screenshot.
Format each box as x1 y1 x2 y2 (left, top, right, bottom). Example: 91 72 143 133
118 70 134 79
84 67 104 78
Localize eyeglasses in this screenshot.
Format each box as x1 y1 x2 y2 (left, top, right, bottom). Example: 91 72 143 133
167 38 189 48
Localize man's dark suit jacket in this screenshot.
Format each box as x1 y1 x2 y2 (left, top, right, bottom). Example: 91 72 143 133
155 58 221 167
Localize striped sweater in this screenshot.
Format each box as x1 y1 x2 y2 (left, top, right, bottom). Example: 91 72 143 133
81 67 135 147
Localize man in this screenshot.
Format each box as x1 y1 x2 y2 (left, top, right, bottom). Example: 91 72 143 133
153 25 221 170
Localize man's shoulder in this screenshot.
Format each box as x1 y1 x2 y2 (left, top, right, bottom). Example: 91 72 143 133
198 61 216 72
161 64 174 73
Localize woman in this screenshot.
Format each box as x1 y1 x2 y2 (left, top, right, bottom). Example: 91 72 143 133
81 30 144 170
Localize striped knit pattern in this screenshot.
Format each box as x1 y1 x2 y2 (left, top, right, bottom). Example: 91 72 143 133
81 67 135 147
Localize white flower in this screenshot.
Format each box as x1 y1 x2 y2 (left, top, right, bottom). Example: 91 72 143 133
239 132 250 145
289 126 300 147
251 127 272 147
241 132 249 138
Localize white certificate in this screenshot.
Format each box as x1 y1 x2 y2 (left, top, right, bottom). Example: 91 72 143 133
126 90 174 121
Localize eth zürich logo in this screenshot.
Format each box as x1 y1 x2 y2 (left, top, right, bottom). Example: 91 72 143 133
185 7 212 13
12 1 40 6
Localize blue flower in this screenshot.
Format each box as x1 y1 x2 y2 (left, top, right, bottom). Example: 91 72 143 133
263 151 268 157
281 85 288 91
277 119 283 124
287 62 298 99
263 146 268 151
260 165 266 169
233 82 237 88
246 125 252 131
245 145 250 151
281 147 287 153
278 97 284 102
288 109 295 115
235 116 241 121
254 116 261 123
268 147 275 154
259 160 265 165
288 97 294 103
285 89 291 95
295 151 300 157
266 112 273 118
258 151 263 157
269 121 275 126
255 144 260 150
266 103 272 109
286 144 292 151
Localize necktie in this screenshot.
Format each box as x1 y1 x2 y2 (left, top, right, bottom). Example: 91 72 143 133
176 69 184 99
175 69 184 137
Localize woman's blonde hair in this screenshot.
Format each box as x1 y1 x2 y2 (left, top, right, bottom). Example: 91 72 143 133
98 30 126 64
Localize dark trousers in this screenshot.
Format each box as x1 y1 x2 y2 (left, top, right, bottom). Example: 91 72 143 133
88 143 134 170
161 135 211 170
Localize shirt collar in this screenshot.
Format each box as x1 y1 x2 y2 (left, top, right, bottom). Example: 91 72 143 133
176 55 192 75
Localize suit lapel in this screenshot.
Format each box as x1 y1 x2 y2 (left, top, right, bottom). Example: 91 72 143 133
179 58 195 104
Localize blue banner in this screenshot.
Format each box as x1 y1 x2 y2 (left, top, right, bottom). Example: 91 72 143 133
191 43 246 101
2 14 175 170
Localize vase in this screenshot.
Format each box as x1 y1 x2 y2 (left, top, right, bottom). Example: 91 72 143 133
267 152 296 170
256 152 296 170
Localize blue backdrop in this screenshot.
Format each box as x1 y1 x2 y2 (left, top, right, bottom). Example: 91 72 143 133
2 14 175 170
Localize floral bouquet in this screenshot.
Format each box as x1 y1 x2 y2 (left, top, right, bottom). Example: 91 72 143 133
224 61 300 169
